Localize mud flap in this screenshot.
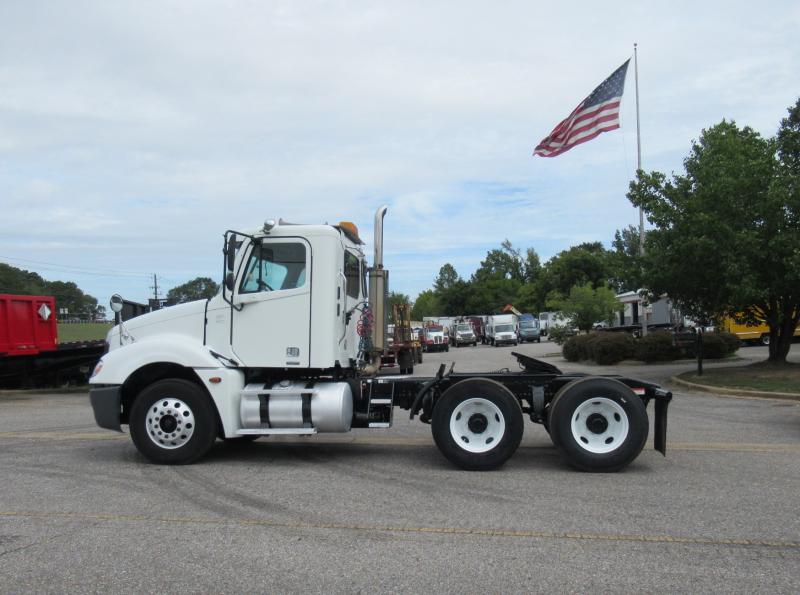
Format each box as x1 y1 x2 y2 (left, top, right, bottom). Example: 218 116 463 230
653 392 672 456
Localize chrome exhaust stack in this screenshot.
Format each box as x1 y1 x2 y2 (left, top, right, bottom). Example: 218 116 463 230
363 205 388 375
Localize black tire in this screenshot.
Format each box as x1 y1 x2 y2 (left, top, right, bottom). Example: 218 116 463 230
548 377 648 472
432 378 524 470
445 345 449 352
760 333 770 346
398 350 414 375
537 338 541 343
417 348 423 364
129 378 219 465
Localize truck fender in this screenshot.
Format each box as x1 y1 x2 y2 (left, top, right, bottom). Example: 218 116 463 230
90 334 224 385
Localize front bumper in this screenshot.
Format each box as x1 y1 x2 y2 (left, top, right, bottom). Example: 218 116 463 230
89 386 123 432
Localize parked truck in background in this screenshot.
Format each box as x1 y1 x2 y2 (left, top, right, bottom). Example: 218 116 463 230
518 314 541 343
722 315 800 346
449 321 477 347
466 316 485 344
486 314 518 346
0 294 106 388
538 311 572 337
421 324 449 352
88 206 672 472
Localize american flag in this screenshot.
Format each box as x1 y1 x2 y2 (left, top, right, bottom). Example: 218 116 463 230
534 59 630 157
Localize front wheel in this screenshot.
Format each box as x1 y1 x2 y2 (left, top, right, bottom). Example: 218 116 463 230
548 378 648 472
760 333 770 346
129 378 218 465
431 378 524 470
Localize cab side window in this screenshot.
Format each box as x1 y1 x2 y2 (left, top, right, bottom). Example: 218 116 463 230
344 251 360 299
240 242 306 294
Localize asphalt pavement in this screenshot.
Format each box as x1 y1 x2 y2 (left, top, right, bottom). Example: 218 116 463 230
0 341 797 593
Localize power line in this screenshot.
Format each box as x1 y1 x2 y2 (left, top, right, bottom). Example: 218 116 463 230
0 255 154 278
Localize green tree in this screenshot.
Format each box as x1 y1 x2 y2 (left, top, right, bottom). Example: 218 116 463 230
514 282 542 314
628 108 800 363
540 242 611 298
465 277 521 314
547 283 618 332
433 263 461 293
609 225 644 293
522 248 542 284
472 248 524 283
0 263 100 319
411 289 439 320
432 264 471 315
167 277 220 303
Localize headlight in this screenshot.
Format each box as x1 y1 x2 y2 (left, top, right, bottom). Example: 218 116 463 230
91 360 104 378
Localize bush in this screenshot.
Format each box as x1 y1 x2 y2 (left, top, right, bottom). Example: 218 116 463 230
700 334 726 358
548 325 576 346
636 331 680 363
701 332 739 359
717 331 742 355
590 333 637 365
563 334 594 361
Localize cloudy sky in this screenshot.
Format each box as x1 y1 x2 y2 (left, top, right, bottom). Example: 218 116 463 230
1 1 798 309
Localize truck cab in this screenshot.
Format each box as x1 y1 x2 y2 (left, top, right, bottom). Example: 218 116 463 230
486 314 518 347
518 316 541 343
88 206 673 473
449 322 477 347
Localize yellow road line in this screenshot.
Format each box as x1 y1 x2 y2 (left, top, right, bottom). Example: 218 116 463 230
0 431 798 454
0 510 796 550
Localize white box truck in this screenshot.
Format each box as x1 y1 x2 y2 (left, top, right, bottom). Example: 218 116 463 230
486 314 518 347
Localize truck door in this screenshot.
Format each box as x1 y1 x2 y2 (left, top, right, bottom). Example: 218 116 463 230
231 238 311 368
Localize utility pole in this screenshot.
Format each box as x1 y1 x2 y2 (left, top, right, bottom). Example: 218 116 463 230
151 273 160 310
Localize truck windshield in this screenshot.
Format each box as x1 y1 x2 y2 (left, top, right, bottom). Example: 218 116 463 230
520 321 536 329
457 324 471 332
495 324 514 332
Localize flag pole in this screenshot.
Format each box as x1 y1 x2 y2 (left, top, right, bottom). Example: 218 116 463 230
634 43 643 254
634 42 647 336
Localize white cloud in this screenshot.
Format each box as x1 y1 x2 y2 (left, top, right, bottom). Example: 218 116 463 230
1 0 798 304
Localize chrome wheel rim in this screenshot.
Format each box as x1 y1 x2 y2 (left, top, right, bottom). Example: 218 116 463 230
449 398 505 453
570 397 628 454
146 397 195 450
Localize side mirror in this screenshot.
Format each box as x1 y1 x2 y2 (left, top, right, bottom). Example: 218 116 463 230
225 272 235 292
226 234 237 271
109 294 124 314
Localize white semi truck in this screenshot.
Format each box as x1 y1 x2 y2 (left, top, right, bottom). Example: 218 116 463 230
90 206 672 471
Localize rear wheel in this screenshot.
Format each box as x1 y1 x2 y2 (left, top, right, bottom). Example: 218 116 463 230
432 378 524 470
548 377 648 472
760 333 770 346
129 378 218 464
